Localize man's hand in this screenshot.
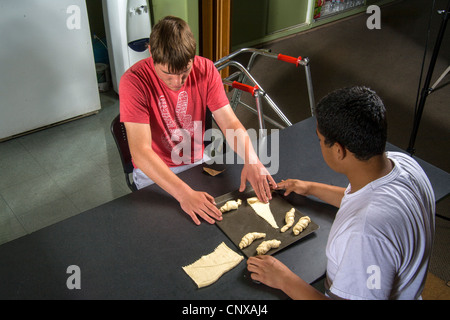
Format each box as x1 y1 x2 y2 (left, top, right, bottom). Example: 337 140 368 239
178 188 223 225
247 255 293 290
247 255 329 300
276 179 311 197
277 179 345 208
240 162 277 203
212 105 277 203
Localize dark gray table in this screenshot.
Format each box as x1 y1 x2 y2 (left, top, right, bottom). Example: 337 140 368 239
0 117 448 300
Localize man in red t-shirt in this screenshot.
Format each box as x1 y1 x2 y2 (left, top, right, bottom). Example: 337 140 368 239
119 16 276 225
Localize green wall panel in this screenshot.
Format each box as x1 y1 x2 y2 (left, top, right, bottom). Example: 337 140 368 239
152 0 199 54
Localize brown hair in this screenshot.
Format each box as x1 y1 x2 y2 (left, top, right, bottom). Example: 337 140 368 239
149 16 196 73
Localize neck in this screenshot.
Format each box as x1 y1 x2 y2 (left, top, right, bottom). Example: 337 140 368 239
346 153 393 193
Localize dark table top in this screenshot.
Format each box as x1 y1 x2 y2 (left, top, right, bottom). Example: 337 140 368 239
0 117 448 300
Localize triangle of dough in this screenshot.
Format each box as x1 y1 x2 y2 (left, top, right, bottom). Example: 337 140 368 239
182 242 243 288
247 197 279 229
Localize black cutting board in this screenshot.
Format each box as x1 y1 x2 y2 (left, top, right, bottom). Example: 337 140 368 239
215 187 319 258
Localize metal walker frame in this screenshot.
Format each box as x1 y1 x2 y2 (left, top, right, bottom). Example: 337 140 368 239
214 48 315 132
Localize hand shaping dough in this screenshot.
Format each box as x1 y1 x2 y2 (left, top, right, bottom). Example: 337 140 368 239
219 199 242 213
182 242 244 288
280 208 295 232
293 216 311 235
246 197 279 229
239 232 266 249
256 239 281 255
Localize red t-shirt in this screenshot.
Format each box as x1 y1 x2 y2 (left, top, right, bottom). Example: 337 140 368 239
119 56 229 167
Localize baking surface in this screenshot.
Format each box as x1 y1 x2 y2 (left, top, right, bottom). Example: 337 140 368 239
215 188 319 258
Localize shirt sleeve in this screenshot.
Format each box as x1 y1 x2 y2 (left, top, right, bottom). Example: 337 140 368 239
119 71 150 124
329 232 398 300
205 59 230 112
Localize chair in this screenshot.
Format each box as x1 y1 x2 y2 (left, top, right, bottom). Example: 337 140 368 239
110 114 137 192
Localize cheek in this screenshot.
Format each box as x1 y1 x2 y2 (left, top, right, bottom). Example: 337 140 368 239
320 145 333 168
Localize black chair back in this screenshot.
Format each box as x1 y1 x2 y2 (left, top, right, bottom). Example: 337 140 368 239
110 114 137 191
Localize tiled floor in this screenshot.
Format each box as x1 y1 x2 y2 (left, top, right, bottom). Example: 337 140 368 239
0 91 131 245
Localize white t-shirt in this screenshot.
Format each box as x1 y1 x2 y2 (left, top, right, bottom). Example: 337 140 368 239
325 152 435 300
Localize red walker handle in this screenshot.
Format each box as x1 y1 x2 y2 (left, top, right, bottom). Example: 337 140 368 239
277 54 302 67
231 81 259 96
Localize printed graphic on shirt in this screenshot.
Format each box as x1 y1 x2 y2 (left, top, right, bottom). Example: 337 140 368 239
158 91 200 164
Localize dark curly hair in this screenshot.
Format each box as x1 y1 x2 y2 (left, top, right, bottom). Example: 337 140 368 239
315 86 387 161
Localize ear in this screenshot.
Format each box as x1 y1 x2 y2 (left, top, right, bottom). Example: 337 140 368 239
333 142 347 161
148 45 152 56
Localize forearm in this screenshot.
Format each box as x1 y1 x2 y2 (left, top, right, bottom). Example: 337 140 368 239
133 148 191 201
213 106 259 165
223 122 259 165
247 255 331 300
306 182 345 208
280 273 330 300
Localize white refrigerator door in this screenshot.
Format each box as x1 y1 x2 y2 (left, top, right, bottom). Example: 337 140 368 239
0 0 101 140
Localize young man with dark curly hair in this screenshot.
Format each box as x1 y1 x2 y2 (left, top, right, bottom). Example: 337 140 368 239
247 86 435 300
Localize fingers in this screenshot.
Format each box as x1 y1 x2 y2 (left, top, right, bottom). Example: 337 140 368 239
185 206 214 225
246 256 270 282
268 175 278 190
203 197 223 221
241 163 277 203
276 179 287 189
188 212 202 226
253 181 269 203
188 207 216 225
262 178 273 201
276 179 292 196
239 173 247 192
182 191 222 225
246 256 261 275
197 197 223 224
244 171 272 203
203 192 217 205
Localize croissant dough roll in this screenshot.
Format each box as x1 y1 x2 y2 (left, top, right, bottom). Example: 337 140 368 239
293 216 311 235
239 232 266 249
256 239 281 255
280 208 295 232
219 199 242 213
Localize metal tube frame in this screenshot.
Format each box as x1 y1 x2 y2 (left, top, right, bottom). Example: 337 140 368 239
214 48 316 132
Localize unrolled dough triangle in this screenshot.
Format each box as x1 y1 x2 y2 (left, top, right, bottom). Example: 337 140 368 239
246 197 279 229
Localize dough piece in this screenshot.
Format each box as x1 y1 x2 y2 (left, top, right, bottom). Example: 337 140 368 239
293 216 311 235
219 199 242 213
246 197 279 229
239 232 266 249
203 167 225 176
256 239 281 255
280 208 295 232
182 242 244 288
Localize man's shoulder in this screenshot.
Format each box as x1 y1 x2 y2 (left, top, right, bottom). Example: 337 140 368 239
123 58 152 78
120 58 154 89
193 55 215 70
